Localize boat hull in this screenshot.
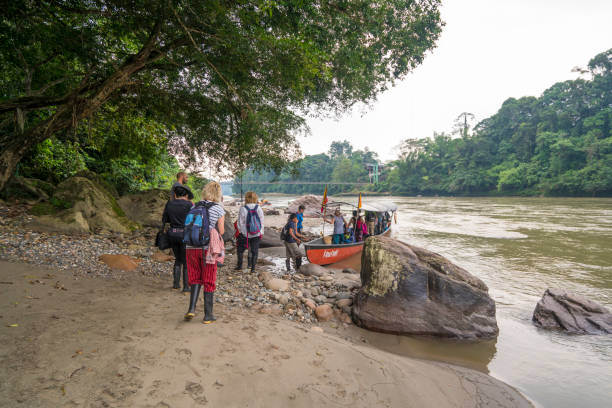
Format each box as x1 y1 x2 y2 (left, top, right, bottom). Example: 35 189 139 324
305 229 390 266
305 241 364 265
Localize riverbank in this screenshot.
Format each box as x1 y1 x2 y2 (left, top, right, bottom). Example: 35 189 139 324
0 260 532 407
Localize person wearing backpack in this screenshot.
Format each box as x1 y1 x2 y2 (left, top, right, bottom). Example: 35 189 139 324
236 191 265 273
161 186 193 291
282 213 302 272
184 181 225 324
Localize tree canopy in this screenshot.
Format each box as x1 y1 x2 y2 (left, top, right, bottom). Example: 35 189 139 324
0 0 443 190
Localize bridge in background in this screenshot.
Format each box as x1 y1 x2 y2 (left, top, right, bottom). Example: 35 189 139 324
235 181 369 185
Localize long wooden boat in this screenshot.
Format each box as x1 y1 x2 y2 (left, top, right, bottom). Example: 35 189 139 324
304 201 397 266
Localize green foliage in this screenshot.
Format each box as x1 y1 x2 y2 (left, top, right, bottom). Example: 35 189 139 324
19 139 86 183
0 0 443 189
380 49 612 197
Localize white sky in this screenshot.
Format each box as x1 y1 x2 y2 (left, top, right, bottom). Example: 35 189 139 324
299 0 612 162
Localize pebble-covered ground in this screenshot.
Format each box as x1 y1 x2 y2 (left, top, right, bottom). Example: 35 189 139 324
0 202 358 326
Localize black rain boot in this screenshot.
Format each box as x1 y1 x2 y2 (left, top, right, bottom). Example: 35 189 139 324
250 252 258 273
203 292 216 324
295 257 302 271
285 258 291 272
235 251 243 270
184 284 201 321
181 265 190 292
172 265 181 289
247 252 253 270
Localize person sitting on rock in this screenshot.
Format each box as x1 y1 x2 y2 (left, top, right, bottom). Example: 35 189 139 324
236 191 265 273
282 213 302 271
161 186 193 291
184 181 225 324
324 208 347 244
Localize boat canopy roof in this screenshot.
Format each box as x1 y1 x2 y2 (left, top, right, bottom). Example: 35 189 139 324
326 201 397 213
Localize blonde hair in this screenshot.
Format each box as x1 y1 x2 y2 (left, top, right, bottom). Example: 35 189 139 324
202 181 222 203
245 191 258 204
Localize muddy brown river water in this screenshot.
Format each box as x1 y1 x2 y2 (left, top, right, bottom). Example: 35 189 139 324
266 195 612 408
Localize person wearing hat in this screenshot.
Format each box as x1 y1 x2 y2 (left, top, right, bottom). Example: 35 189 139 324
161 186 193 291
324 208 347 244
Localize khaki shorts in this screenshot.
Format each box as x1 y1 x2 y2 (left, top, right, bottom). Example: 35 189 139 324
284 242 299 258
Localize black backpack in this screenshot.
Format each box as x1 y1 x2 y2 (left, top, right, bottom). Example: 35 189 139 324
280 222 291 241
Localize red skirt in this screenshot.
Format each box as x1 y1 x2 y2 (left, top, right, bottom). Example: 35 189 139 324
186 248 217 292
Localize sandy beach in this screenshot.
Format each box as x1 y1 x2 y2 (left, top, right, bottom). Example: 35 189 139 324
0 260 532 407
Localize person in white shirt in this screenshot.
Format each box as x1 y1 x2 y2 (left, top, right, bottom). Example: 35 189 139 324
236 191 265 273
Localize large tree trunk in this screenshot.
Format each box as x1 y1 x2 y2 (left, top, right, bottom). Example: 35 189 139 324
0 22 165 191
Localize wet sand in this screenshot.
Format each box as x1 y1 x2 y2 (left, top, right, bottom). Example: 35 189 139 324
0 260 532 407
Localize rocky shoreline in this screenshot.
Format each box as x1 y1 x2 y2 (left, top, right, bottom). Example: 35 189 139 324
0 201 359 327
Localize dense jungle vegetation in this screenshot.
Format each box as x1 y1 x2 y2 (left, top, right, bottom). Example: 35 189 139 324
240 49 612 197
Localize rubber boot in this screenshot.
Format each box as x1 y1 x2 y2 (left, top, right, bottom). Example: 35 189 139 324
203 292 216 324
295 256 302 271
172 265 181 289
285 258 291 272
181 265 190 292
247 253 253 270
235 252 243 270
250 252 257 273
184 284 201 321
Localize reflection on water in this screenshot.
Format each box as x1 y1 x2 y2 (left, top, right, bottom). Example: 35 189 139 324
266 195 612 408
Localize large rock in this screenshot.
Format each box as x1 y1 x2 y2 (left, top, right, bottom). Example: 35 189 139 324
299 263 327 277
222 216 234 242
532 288 612 334
32 176 136 234
264 278 290 292
352 236 498 340
259 227 283 248
118 189 170 228
285 195 323 217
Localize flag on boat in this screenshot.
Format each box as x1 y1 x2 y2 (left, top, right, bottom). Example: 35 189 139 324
357 192 362 210
321 185 328 212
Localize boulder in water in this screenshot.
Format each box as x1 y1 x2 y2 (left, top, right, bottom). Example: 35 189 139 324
352 236 499 340
285 195 323 217
532 288 612 334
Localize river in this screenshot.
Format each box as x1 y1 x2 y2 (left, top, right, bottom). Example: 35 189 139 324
264 195 612 408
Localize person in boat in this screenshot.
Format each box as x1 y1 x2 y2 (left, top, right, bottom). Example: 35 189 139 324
324 208 347 244
355 214 366 241
282 213 302 271
184 181 225 324
296 205 305 234
161 186 193 292
236 191 264 273
348 211 358 242
366 211 376 237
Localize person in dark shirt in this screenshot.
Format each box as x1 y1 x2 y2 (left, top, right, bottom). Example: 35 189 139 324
283 213 303 271
171 171 194 200
162 186 193 291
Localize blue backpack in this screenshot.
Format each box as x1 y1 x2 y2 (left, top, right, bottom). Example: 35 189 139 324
183 201 215 247
245 204 262 236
